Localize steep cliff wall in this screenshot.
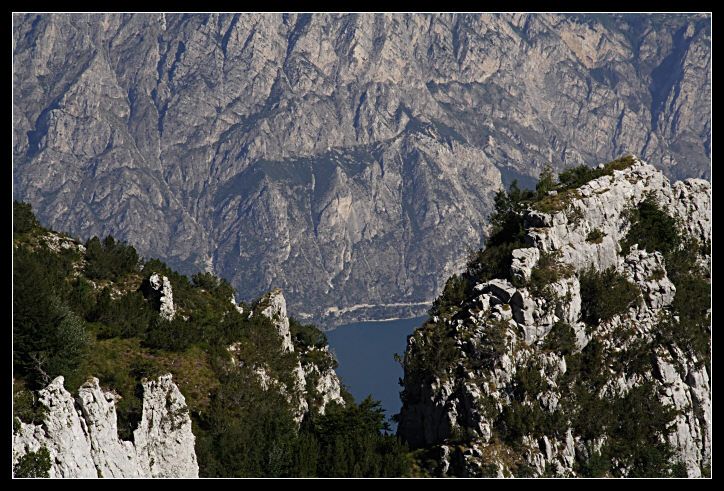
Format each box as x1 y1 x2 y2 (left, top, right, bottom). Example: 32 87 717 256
13 374 198 478
397 158 711 477
12 13 711 325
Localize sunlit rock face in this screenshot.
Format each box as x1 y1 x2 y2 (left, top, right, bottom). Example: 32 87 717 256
397 159 711 477
12 374 199 478
12 13 710 326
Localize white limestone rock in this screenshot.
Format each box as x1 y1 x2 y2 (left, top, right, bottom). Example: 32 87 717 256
149 273 176 321
258 288 294 352
398 158 711 477
13 374 198 478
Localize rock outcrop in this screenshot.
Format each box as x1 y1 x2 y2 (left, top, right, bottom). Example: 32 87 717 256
397 158 711 477
149 273 176 321
12 13 711 326
13 374 198 478
231 288 346 421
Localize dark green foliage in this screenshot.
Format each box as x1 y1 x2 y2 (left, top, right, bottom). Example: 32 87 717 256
528 251 573 301
144 317 198 352
13 447 51 478
670 461 689 478
477 319 509 366
305 397 411 477
13 200 40 234
512 364 547 400
620 195 710 366
579 266 640 327
590 383 678 477
661 243 711 367
289 317 328 350
560 341 681 477
535 164 556 200
402 321 458 382
620 194 680 256
557 155 637 191
464 180 534 287
192 272 235 302
14 246 89 389
196 373 411 477
13 387 46 426
196 368 300 477
543 321 577 356
429 274 470 317
289 318 337 372
91 289 156 339
67 277 97 320
84 235 139 281
586 228 605 244
515 462 536 478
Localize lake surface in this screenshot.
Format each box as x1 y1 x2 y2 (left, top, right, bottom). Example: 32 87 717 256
326 316 427 430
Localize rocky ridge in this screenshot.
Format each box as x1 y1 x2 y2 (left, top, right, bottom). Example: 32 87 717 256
13 374 198 478
397 158 711 477
233 288 346 421
12 13 711 326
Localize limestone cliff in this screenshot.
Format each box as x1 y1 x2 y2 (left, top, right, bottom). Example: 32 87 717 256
397 157 711 477
13 374 199 478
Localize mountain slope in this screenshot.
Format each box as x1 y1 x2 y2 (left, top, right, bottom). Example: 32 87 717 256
12 203 409 477
396 157 711 477
12 13 711 326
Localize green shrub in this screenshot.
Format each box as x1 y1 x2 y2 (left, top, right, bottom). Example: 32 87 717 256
543 321 577 355
429 274 470 318
535 164 556 200
192 272 235 302
84 235 139 281
13 447 51 478
586 228 605 244
557 156 637 191
620 195 680 256
579 266 640 328
13 201 41 235
91 289 155 339
13 385 46 426
528 251 574 302
403 321 457 381
290 318 328 350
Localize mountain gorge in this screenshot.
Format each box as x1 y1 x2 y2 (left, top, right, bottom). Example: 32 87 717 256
12 13 711 325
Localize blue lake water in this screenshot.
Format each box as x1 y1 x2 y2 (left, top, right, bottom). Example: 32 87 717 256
326 316 427 430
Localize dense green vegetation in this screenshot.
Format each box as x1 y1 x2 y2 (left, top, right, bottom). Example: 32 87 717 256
432 156 638 319
13 202 410 477
579 266 641 328
13 447 51 478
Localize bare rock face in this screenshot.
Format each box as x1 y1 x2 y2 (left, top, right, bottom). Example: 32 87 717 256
397 159 711 477
258 289 294 352
133 375 198 478
12 13 711 326
12 375 199 478
149 273 176 321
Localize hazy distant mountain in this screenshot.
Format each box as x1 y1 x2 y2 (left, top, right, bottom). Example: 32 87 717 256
12 13 711 326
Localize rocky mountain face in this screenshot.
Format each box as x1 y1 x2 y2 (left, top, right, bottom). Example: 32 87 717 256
12 13 711 326
13 374 199 478
397 158 711 477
